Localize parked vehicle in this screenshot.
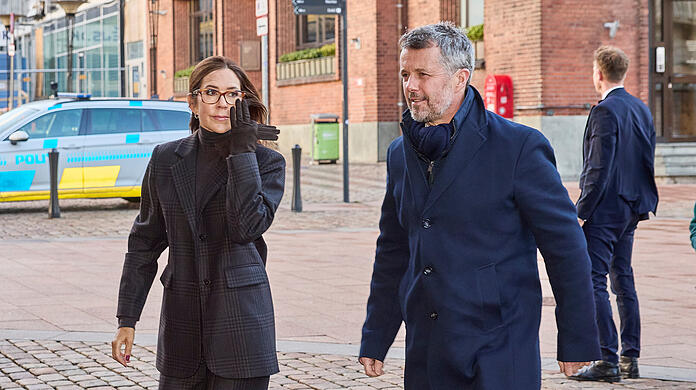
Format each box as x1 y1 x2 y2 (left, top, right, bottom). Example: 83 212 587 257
0 94 191 202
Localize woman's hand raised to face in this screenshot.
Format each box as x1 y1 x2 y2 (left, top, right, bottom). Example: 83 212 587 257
111 327 135 367
228 99 280 155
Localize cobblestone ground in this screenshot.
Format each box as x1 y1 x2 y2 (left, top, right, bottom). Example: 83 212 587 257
0 162 387 239
1 340 694 390
2 161 695 389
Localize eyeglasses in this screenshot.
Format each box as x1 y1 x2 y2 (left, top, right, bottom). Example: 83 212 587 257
192 88 246 105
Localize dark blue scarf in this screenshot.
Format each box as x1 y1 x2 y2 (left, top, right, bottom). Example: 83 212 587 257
401 111 455 161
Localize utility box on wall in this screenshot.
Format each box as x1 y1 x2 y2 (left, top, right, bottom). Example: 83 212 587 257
484 75 513 119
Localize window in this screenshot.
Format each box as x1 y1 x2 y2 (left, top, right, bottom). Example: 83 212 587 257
19 110 83 139
461 0 484 27
296 15 336 49
191 0 214 64
86 108 141 135
142 110 191 132
127 40 144 60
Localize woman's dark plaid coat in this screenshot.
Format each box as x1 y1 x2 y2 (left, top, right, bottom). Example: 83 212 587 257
116 133 285 379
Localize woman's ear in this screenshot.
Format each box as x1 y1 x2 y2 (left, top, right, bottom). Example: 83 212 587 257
187 94 199 117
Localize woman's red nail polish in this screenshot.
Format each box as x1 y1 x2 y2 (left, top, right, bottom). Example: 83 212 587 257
125 355 130 362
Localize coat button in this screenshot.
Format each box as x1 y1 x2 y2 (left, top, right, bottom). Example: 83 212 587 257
423 266 433 275
422 218 432 229
203 279 211 286
429 312 438 320
199 233 207 241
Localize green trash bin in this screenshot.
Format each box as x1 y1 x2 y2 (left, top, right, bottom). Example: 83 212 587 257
311 113 339 163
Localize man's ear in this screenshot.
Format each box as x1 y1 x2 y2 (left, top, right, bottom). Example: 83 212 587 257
455 68 471 92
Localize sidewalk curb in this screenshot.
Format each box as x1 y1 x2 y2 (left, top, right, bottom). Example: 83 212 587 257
1 329 694 383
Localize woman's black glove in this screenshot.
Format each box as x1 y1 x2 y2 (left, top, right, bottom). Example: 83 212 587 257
229 99 280 155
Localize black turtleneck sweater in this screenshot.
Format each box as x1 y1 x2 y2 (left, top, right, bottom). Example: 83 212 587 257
196 128 229 213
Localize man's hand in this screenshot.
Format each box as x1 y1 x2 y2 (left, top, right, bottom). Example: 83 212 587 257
111 327 134 367
359 357 384 377
577 217 585 227
558 361 590 376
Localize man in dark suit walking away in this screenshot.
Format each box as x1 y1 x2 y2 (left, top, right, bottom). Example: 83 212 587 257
572 46 659 382
358 22 601 390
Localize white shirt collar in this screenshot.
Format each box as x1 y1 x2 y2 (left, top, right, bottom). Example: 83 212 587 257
602 85 624 100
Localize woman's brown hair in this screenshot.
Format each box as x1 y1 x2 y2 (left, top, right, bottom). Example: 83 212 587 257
187 56 267 132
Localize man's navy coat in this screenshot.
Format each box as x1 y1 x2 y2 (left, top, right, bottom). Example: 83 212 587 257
577 87 658 223
360 87 601 389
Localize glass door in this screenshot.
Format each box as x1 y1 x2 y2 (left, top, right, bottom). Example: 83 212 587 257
653 0 696 141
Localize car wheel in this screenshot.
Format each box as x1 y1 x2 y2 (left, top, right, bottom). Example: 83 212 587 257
122 197 141 203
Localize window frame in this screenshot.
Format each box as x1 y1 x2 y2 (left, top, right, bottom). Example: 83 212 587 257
190 0 215 65
295 15 337 50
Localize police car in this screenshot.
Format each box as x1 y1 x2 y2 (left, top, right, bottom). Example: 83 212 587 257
0 94 191 202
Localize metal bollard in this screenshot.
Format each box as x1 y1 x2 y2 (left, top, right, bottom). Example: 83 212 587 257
48 148 61 219
291 145 302 212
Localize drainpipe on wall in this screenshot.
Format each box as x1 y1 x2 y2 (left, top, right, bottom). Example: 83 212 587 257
119 0 125 96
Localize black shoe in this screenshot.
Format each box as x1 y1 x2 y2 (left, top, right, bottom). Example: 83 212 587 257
570 360 621 382
620 356 639 379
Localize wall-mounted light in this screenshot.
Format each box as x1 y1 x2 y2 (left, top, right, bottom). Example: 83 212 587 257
604 20 620 39
160 69 166 79
351 37 361 50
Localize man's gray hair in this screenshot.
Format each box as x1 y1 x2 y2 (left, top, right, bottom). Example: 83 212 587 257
399 21 475 77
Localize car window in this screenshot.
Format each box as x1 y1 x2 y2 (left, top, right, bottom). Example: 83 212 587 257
18 110 83 139
0 106 40 136
87 108 142 135
142 109 191 132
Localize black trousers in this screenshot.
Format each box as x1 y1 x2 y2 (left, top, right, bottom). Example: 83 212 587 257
584 215 641 364
159 361 270 390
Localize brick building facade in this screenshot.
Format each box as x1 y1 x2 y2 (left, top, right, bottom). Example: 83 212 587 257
151 0 696 180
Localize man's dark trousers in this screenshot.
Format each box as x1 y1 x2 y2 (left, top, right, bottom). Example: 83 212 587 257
577 87 658 365
583 213 641 363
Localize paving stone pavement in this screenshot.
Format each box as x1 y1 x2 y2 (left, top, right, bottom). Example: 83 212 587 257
1 160 695 389
1 339 695 389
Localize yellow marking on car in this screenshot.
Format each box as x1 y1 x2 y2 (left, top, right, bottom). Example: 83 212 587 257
58 168 84 190
0 186 141 202
83 166 121 188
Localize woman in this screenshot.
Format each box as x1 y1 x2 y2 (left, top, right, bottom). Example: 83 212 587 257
112 56 285 389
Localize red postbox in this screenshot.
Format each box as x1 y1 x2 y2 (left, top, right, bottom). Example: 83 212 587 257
484 75 514 118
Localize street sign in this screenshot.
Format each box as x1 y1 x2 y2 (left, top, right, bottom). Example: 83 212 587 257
256 0 268 17
292 0 342 5
256 16 268 36
293 4 343 14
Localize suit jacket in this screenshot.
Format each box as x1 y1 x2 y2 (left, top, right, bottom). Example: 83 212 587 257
360 87 601 389
117 133 285 379
577 88 658 223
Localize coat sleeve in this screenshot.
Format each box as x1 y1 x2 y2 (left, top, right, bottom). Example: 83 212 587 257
224 150 285 243
513 130 602 362
576 106 618 220
690 202 696 251
117 145 169 328
360 146 410 362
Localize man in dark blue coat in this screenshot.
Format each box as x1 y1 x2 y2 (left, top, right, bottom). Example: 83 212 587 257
571 46 658 382
358 22 601 390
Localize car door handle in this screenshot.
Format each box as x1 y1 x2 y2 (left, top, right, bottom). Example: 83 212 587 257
62 145 81 149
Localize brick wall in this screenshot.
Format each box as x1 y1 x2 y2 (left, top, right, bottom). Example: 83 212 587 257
222 0 262 89
540 0 650 115
484 0 543 116
269 0 342 125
